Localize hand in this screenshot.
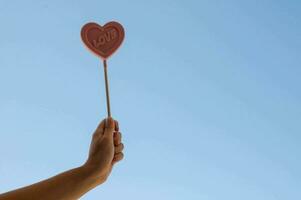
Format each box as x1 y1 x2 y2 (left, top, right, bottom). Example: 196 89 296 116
83 117 124 185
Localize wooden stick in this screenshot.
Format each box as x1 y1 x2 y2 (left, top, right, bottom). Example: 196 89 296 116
103 60 111 117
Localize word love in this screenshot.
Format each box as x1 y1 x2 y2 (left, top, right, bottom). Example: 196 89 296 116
92 29 117 48
81 22 125 60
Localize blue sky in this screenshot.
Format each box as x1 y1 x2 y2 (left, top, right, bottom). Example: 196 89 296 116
0 0 300 199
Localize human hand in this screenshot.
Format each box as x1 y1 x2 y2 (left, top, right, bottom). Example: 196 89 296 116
83 117 124 185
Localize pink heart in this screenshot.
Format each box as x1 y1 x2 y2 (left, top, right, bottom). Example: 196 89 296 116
81 21 125 60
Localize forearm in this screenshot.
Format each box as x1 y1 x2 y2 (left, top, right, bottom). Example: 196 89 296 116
0 165 102 200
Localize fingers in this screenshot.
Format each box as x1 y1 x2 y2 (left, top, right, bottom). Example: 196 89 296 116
92 119 106 140
114 131 122 145
103 117 115 138
94 117 124 165
92 118 118 141
97 118 106 131
112 120 124 164
114 143 124 153
114 120 119 132
112 152 124 164
113 131 124 164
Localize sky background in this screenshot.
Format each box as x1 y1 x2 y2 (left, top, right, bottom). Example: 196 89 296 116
0 0 300 199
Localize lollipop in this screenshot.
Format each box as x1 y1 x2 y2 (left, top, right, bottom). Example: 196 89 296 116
81 21 125 117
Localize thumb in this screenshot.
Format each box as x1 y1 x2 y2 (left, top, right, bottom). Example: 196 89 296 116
104 117 115 139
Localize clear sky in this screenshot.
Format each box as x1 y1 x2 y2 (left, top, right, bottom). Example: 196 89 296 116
0 0 300 199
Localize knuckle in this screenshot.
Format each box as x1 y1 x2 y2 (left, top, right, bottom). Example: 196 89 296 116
119 152 124 159
115 144 122 152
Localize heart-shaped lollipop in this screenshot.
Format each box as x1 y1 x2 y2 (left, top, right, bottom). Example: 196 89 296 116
81 21 125 118
81 21 125 60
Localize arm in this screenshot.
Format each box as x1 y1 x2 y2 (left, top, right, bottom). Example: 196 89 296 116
0 117 124 200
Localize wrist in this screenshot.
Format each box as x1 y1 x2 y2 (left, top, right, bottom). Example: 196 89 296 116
80 163 107 186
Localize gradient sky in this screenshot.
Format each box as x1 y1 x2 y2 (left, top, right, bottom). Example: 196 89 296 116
0 0 300 199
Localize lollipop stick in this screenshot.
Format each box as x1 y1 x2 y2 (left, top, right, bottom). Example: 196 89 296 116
103 60 111 117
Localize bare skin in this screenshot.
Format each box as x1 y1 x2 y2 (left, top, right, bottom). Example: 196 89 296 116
0 117 124 200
